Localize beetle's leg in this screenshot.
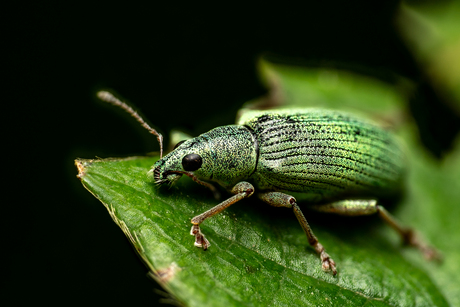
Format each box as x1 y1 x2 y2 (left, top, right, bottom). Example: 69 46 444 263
190 181 254 250
257 192 337 275
310 200 442 261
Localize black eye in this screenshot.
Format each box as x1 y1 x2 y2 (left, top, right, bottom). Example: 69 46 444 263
182 153 202 171
173 140 186 150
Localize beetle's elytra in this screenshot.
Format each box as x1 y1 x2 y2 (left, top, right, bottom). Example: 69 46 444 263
98 91 440 275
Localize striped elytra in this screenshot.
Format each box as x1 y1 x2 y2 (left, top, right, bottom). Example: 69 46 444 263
241 109 405 201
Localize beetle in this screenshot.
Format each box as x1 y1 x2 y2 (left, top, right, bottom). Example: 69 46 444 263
97 91 440 275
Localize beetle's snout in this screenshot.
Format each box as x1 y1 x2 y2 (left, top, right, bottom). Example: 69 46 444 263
152 165 182 185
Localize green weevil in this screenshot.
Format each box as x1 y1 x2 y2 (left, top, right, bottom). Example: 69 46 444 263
98 91 440 275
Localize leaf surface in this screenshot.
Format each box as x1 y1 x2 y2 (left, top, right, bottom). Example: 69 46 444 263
76 146 454 306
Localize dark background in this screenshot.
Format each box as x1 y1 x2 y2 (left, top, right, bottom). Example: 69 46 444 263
5 1 459 306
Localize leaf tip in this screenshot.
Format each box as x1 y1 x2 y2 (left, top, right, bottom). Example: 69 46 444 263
75 158 93 179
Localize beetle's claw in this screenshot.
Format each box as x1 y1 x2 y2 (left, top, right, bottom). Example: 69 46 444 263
423 246 443 262
425 248 443 262
320 251 337 276
190 225 210 250
314 242 337 275
402 229 443 262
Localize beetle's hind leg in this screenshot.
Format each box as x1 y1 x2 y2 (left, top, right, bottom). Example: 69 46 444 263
257 192 337 275
310 199 442 261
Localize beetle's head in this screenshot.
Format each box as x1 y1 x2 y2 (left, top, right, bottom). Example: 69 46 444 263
151 136 213 186
150 125 257 191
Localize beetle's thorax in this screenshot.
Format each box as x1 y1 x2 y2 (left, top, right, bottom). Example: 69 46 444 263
152 125 258 190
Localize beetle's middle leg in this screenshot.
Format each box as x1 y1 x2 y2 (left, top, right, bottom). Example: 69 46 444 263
190 181 254 250
310 199 441 261
257 191 337 275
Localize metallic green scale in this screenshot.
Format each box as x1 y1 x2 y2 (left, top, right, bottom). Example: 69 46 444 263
98 91 439 276
239 109 405 202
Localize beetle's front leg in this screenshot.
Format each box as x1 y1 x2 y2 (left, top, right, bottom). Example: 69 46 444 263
190 181 254 250
257 192 337 275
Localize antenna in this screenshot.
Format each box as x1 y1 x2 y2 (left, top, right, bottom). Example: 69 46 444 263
97 91 163 158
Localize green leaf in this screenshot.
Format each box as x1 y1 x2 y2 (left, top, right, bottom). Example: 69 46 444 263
76 144 454 306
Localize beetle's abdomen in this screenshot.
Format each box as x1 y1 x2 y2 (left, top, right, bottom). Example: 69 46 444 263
242 109 405 201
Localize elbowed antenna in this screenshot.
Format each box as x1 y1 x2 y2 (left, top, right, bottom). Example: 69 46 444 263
97 91 163 158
